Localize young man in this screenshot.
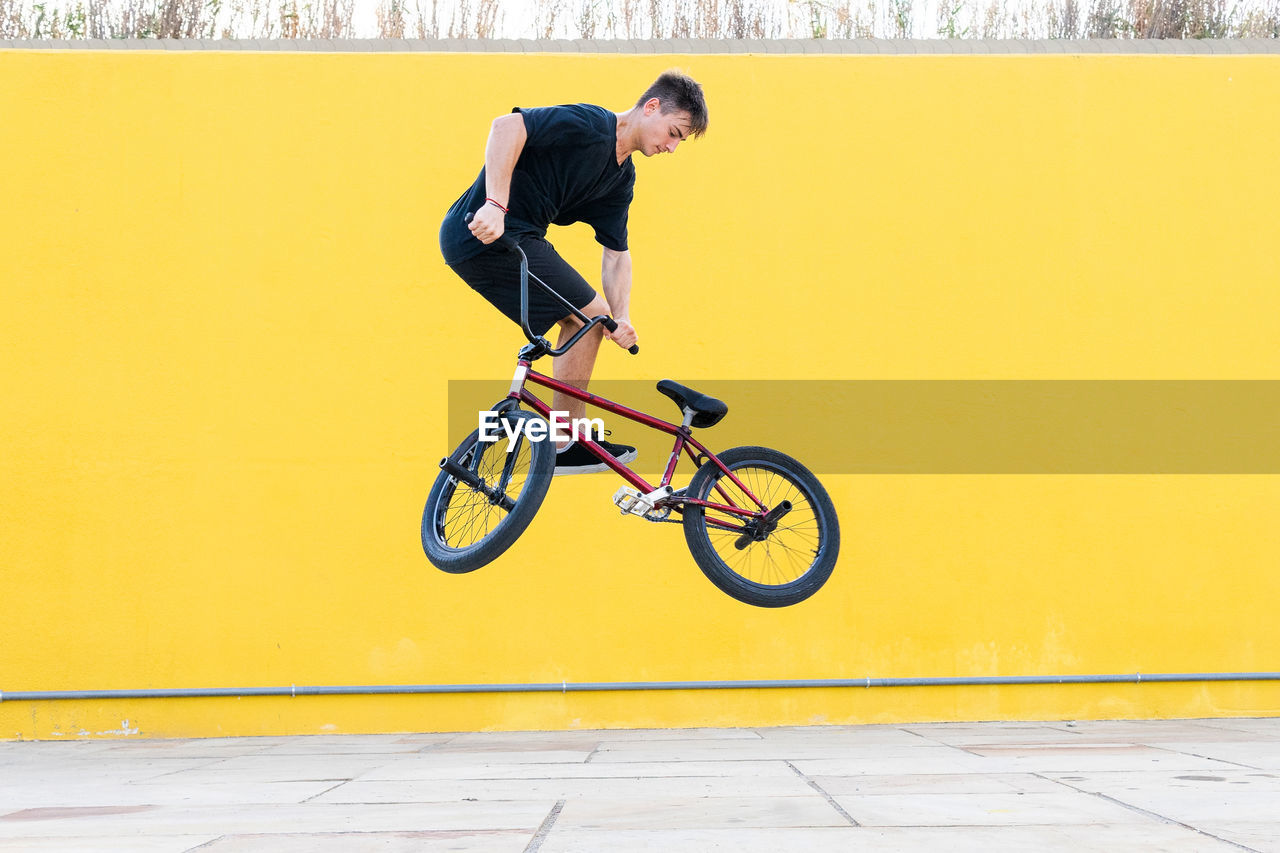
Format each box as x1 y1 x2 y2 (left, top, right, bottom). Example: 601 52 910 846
439 71 708 474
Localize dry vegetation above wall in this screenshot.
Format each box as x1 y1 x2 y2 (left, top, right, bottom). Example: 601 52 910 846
2 0 1277 39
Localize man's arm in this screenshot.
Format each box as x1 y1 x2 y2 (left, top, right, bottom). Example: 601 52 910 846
600 248 638 349
468 113 527 245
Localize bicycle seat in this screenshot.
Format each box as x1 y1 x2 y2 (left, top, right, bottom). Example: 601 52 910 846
657 380 728 429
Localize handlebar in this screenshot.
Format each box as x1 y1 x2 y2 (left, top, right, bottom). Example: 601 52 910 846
464 211 639 358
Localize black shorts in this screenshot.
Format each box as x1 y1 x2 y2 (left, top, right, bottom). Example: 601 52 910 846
448 235 597 337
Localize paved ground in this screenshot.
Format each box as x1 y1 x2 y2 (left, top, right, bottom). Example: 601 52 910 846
1 718 1277 851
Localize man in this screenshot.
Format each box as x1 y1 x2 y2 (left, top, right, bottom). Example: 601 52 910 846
439 70 708 474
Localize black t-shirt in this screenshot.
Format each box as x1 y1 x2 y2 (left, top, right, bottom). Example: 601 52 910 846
440 103 636 266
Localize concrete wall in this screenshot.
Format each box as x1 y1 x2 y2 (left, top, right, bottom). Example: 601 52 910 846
2 46 1278 739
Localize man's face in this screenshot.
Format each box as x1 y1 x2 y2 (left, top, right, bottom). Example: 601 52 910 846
638 99 693 157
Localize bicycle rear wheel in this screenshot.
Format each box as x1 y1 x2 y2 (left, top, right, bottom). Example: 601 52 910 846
682 446 839 607
422 410 555 574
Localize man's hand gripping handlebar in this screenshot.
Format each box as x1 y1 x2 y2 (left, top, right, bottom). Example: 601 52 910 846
463 212 639 358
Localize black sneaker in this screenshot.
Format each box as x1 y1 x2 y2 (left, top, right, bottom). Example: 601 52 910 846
554 438 638 476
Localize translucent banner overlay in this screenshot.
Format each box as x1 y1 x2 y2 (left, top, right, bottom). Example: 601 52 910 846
448 381 1280 474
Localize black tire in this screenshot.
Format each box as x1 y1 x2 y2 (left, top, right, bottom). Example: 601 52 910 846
422 410 555 574
682 446 839 607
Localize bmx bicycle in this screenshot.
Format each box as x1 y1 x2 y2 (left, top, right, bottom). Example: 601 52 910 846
422 223 839 607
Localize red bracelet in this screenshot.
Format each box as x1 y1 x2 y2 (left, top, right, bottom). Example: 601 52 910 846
485 198 509 214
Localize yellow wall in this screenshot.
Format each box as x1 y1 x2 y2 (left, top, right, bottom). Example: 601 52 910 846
2 49 1278 739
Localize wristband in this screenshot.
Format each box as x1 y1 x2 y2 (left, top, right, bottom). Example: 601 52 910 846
485 198 509 214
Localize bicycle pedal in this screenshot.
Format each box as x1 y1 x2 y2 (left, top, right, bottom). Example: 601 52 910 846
613 487 642 514
612 485 674 517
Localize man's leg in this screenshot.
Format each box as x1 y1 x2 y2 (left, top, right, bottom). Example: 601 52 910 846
550 294 610 445
546 294 638 473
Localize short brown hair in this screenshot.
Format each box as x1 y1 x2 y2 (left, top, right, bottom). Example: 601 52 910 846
636 70 708 138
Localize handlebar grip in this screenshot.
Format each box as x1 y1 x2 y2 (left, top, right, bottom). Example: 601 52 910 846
463 211 517 252
600 317 640 355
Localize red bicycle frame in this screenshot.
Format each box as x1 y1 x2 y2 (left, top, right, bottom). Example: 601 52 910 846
505 360 767 530
467 220 770 532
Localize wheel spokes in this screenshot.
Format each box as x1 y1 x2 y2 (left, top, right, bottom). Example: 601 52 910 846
438 437 534 550
701 464 822 586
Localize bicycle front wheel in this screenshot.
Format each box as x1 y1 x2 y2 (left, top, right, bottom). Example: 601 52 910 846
682 446 839 607
422 410 555 574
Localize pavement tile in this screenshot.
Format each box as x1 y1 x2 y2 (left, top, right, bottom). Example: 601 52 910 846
0 741 120 754
0 801 553 839
538 824 1238 852
427 740 601 755
751 726 925 746
555 795 848 830
1147 729 1280 744
0 757 229 784
252 740 433 755
92 741 278 758
835 790 1157 827
355 759 795 782
0 780 340 810
957 744 1247 773
590 741 978 764
540 827 862 852
1074 788 1280 823
1029 729 1273 745
790 755 987 777
812 772 1062 796
1048 720 1245 733
1191 718 1280 737
314 773 815 804
1192 822 1280 853
2 719 1276 849
904 724 1073 744
1047 768 1280 794
0 836 218 852
391 734 459 745
195 829 532 851
452 727 761 744
370 749 593 766
1151 741 1280 769
252 734 415 746
128 754 405 785
906 734 1094 748
915 721 1258 748
1042 720 1274 743
906 722 1072 735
